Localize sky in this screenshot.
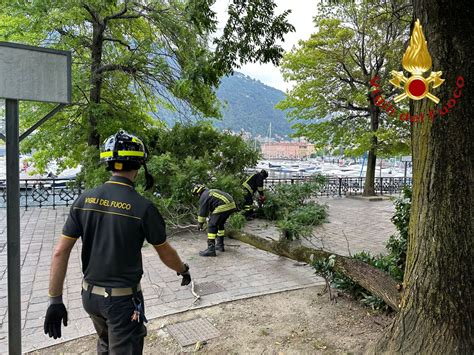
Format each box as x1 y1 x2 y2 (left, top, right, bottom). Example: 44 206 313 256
212 0 318 92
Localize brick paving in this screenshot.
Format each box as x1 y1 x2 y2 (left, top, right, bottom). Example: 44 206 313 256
0 196 396 352
245 196 396 256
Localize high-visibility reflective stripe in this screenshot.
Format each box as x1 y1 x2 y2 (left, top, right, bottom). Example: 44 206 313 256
242 181 253 193
198 216 206 223
210 191 230 204
217 230 225 236
100 151 113 158
118 150 144 157
100 150 145 158
213 202 236 214
207 233 217 240
243 205 253 211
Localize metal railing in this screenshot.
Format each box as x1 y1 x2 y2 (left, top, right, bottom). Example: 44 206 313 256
0 176 412 210
0 178 82 210
265 176 412 196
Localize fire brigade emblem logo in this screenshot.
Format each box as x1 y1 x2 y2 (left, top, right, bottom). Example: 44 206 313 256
390 19 444 103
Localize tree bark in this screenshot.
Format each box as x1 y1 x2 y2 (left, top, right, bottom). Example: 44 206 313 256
88 19 105 148
364 103 380 196
228 230 401 311
374 1 474 353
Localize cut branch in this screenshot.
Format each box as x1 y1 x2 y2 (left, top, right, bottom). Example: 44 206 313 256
228 229 401 311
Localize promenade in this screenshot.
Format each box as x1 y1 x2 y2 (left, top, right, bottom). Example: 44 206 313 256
0 197 396 352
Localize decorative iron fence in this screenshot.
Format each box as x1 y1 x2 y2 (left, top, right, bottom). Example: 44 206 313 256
0 176 412 209
0 178 82 210
265 176 412 196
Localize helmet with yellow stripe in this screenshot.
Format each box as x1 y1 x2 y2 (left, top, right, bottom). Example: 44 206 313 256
191 184 206 196
100 130 147 171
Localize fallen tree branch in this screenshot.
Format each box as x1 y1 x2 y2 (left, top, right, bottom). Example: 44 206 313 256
228 230 401 311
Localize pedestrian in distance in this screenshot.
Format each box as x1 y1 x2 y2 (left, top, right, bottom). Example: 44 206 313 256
192 184 237 257
44 130 191 354
242 169 268 219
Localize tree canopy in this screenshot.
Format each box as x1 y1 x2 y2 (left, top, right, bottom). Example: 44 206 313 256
0 0 294 180
278 0 411 157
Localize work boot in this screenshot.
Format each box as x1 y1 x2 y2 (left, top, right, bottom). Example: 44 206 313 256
199 239 216 257
216 236 225 252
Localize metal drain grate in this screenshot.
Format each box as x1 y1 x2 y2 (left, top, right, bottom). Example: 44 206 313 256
165 317 220 347
194 281 226 296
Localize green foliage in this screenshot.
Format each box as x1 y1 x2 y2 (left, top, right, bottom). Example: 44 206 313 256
313 188 412 310
227 213 247 231
277 203 327 239
0 0 293 181
313 254 336 282
142 123 259 221
277 1 411 157
258 175 326 221
384 187 411 280
257 175 327 239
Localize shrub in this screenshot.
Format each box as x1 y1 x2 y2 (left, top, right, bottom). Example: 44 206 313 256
139 123 259 223
258 175 327 222
277 203 327 239
227 213 247 231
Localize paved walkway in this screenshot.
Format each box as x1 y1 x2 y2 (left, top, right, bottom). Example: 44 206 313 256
0 197 396 352
245 196 396 256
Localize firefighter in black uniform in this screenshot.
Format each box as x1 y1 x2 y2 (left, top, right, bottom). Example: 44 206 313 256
242 169 269 218
44 130 191 354
192 185 237 257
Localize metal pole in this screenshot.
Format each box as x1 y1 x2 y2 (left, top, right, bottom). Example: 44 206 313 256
6 99 22 354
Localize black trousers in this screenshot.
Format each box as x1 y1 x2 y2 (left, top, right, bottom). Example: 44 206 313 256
207 210 235 235
82 289 147 355
243 190 254 215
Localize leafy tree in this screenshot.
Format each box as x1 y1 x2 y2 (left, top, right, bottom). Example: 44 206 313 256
140 123 260 224
277 0 411 195
0 0 294 181
373 0 474 352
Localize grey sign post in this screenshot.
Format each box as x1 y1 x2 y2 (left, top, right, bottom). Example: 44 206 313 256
0 42 71 355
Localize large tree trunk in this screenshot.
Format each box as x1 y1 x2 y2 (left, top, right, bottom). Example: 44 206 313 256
363 104 380 196
374 1 474 353
88 20 105 148
363 142 377 196
228 230 401 311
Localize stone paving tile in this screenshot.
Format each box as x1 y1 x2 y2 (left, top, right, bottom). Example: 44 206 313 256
0 197 395 352
244 196 396 257
0 207 322 352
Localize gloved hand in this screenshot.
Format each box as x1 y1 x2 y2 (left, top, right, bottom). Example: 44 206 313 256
44 303 68 339
177 263 191 286
197 222 204 231
258 195 266 205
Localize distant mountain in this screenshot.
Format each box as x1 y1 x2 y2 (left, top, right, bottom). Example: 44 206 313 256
214 72 292 136
156 72 293 137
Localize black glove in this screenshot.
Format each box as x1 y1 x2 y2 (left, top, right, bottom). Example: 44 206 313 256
177 263 191 286
197 222 204 231
44 303 68 339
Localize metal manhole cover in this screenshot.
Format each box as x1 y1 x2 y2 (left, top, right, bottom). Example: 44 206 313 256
165 317 220 347
194 281 226 296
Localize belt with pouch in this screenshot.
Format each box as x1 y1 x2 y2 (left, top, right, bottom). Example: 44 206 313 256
82 280 141 297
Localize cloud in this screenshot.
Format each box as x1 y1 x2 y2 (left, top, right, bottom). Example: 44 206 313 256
213 0 318 91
